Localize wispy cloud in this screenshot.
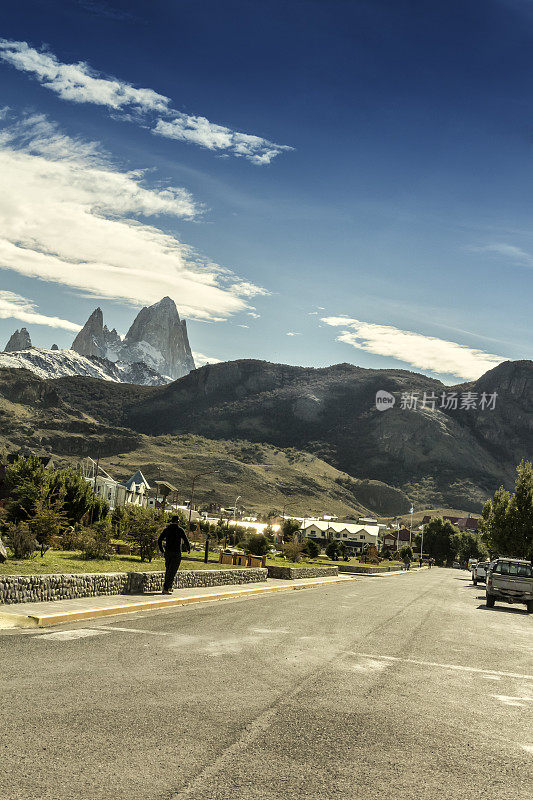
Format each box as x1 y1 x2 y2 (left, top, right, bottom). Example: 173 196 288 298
0 39 293 165
471 242 533 268
0 113 267 321
0 290 81 332
321 316 506 380
286 331 301 336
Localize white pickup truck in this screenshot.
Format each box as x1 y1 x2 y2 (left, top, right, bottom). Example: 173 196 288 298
486 558 533 613
472 561 489 584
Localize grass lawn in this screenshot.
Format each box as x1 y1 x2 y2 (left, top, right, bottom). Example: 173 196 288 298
0 547 322 575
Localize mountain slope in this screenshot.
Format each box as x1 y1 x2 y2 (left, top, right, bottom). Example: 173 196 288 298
0 367 409 516
0 348 165 385
1 358 531 513
48 358 531 510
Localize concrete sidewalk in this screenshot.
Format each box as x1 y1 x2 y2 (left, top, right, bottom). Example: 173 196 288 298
0 574 355 628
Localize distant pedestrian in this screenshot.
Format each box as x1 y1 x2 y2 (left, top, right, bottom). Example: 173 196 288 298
158 516 191 595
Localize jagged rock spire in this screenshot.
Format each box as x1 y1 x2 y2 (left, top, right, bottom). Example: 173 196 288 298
3 327 32 352
70 297 195 381
124 296 195 380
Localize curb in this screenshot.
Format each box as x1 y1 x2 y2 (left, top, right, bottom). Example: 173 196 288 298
349 566 430 578
0 576 355 628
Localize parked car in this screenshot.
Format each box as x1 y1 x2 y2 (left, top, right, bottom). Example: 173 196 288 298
486 558 533 612
452 561 461 569
472 561 489 584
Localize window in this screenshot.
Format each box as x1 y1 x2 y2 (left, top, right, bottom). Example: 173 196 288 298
335 533 341 538
493 561 532 577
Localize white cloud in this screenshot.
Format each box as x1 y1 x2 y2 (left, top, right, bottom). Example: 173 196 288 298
0 290 82 332
0 114 266 321
192 351 222 367
247 312 260 318
237 324 250 328
0 39 292 165
472 243 533 268
321 316 506 380
0 39 169 111
286 331 301 336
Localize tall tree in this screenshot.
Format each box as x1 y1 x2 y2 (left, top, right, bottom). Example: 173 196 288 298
481 461 533 559
422 518 458 565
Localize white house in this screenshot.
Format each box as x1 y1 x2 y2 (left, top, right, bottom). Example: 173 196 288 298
300 519 380 552
80 459 150 510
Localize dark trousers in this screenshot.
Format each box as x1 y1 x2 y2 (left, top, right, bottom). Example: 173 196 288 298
163 552 181 592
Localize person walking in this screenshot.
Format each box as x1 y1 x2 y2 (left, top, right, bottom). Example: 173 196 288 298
158 516 191 595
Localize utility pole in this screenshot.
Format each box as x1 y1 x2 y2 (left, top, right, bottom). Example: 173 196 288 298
188 470 217 530
409 505 414 546
89 451 100 525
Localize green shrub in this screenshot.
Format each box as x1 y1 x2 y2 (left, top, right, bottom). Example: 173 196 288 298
242 533 270 556
80 521 112 560
60 526 84 551
282 539 305 563
399 545 414 563
123 506 166 562
5 521 38 559
303 538 321 559
325 540 340 560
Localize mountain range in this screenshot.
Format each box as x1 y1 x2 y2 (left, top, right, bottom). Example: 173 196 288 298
0 355 530 515
1 297 195 386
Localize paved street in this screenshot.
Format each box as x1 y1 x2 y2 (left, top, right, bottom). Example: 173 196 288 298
1 569 532 800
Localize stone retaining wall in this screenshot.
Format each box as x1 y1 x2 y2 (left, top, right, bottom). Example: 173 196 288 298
128 568 268 594
337 565 395 574
0 568 267 605
267 565 338 580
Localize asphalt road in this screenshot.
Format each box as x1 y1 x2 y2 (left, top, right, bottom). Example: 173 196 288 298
1 569 532 800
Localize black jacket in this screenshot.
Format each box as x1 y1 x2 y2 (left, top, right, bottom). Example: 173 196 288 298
158 523 191 555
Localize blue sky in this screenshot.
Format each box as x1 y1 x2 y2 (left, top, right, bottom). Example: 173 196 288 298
0 0 532 381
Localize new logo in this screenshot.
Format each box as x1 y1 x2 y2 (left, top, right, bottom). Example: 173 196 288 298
375 390 395 412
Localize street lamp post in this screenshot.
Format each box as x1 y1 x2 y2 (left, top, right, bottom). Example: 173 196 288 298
188 471 216 530
232 495 241 547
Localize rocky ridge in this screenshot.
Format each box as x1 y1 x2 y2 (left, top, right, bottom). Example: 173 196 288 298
2 297 195 386
3 327 32 352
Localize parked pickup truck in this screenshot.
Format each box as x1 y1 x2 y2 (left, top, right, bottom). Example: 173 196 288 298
472 561 489 584
486 558 533 613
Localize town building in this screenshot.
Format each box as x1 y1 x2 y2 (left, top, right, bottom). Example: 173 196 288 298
421 514 480 532
80 459 151 510
300 519 380 553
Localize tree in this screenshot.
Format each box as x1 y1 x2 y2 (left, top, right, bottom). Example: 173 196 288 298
480 461 533 559
29 490 67 555
282 539 305 563
399 545 413 563
111 505 125 537
124 506 165 562
339 542 350 561
453 531 488 563
48 469 94 525
325 540 340 561
80 520 112 560
242 533 270 556
4 456 50 523
281 518 300 542
3 521 37 559
422 518 459 565
303 537 321 559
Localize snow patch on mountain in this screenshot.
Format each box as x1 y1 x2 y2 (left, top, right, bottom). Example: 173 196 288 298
0 348 167 385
